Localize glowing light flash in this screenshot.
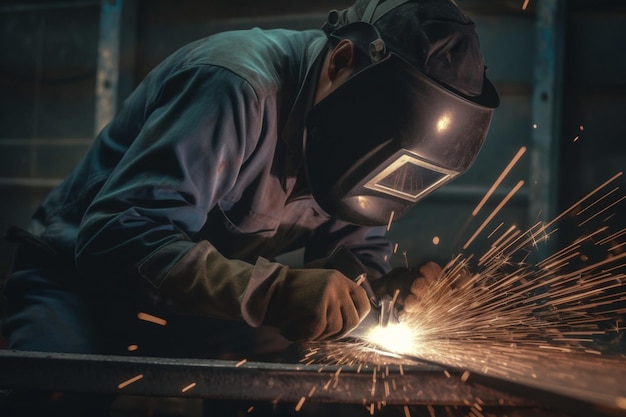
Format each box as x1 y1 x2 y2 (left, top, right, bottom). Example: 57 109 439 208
436 114 451 132
364 322 418 356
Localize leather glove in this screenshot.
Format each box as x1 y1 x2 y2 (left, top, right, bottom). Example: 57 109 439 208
255 265 371 341
141 240 370 342
403 261 443 313
371 261 472 314
370 261 443 313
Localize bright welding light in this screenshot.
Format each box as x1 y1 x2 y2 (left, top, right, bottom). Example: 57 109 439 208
436 114 451 133
364 322 418 355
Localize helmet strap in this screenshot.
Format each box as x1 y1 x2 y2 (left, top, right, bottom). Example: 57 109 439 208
362 0 412 24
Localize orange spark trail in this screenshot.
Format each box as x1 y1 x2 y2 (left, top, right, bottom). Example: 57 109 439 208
118 374 143 389
137 312 167 326
463 180 525 250
302 148 626 415
181 382 196 392
472 146 526 216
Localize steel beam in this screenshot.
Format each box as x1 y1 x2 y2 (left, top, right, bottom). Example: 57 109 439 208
2 349 625 416
0 350 533 407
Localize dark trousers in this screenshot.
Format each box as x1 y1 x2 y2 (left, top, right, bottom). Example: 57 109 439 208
1 266 294 417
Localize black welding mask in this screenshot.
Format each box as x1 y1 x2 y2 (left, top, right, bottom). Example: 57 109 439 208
303 3 499 226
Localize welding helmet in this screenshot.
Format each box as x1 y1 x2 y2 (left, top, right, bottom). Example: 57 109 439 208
304 0 499 226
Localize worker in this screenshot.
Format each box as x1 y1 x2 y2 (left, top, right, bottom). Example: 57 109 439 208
1 0 498 415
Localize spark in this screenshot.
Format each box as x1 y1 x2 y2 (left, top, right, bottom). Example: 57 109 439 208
360 170 626 409
432 236 440 245
181 382 196 392
127 344 138 351
332 367 342 388
578 195 626 227
235 358 247 367
460 370 470 382
295 396 306 412
522 0 530 10
609 320 621 333
544 172 622 229
472 146 526 216
137 312 167 326
117 374 143 389
463 180 525 249
302 160 626 414
387 210 395 232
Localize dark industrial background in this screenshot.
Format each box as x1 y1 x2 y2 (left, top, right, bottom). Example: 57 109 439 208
1 0 625 333
2 0 625 274
0 1 625 416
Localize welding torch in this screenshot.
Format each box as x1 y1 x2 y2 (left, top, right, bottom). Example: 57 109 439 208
325 245 399 336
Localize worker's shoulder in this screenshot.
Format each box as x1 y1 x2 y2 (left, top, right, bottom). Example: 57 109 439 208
182 28 326 96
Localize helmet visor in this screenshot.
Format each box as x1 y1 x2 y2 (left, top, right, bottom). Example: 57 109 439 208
364 153 458 202
304 51 499 226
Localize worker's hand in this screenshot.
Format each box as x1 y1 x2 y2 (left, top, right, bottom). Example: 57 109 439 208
403 262 443 313
146 242 369 341
371 261 450 313
402 262 473 313
262 268 371 342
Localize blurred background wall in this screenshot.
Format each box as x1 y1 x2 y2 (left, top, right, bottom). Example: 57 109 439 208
0 0 624 279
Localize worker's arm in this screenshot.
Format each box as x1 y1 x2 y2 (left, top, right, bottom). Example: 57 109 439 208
303 219 393 280
75 63 252 280
75 64 368 341
140 239 370 341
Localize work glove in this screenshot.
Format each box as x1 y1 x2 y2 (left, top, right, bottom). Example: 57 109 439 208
252 265 372 341
371 261 471 314
141 240 370 342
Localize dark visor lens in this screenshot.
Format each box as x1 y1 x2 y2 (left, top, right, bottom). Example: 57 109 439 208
304 51 498 225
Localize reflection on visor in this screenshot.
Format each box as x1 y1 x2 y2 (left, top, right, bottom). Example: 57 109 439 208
364 154 458 202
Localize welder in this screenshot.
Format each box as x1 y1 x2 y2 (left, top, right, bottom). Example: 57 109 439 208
1 0 497 415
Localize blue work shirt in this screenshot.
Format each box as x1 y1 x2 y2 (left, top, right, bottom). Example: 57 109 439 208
28 28 392 305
